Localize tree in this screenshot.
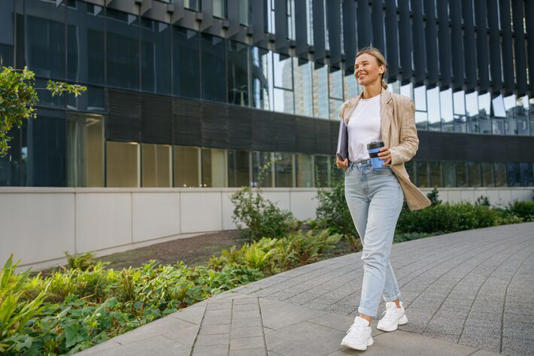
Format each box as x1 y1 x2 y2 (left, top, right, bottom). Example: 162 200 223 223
0 66 86 157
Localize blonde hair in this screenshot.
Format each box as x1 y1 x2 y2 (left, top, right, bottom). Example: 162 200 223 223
355 47 388 89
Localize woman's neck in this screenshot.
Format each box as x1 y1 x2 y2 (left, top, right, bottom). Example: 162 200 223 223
362 81 382 99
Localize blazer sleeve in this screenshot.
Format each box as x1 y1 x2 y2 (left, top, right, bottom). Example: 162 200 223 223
389 97 419 165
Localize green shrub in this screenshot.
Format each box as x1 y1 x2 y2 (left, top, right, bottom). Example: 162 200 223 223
426 187 442 206
507 201 534 222
475 195 490 207
231 186 294 240
315 181 357 237
396 202 499 234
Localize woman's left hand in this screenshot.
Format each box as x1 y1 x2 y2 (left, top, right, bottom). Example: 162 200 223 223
377 147 392 165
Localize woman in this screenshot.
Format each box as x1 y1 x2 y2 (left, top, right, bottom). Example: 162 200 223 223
336 47 431 351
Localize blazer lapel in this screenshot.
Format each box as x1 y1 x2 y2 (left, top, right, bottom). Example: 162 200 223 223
380 90 394 147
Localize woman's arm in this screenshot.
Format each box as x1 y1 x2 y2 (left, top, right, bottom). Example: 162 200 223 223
388 97 419 165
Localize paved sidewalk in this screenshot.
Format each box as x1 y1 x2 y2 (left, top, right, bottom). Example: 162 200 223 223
78 223 534 356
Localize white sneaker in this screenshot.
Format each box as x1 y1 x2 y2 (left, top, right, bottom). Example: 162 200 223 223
340 316 374 351
376 301 408 332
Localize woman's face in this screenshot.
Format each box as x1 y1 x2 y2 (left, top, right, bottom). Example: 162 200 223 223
354 53 384 87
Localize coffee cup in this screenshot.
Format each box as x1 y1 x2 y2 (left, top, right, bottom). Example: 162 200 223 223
367 141 385 168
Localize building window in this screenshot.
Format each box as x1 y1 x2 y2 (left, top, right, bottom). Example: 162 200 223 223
141 143 171 187
416 161 428 187
106 141 139 187
66 2 105 85
481 162 494 187
442 161 456 187
273 53 294 114
429 161 442 187
287 0 296 40
26 3 66 80
239 0 249 26
266 0 275 33
251 47 272 110
314 155 330 187
201 148 226 187
506 162 521 187
106 9 140 90
228 150 250 187
213 0 227 18
467 161 481 187
173 26 200 99
174 146 199 187
184 0 200 11
306 0 314 45
296 154 313 187
66 113 104 187
293 58 313 117
456 161 467 187
427 87 441 131
313 62 329 119
494 162 507 187
344 71 359 101
227 40 249 106
440 88 453 131
274 152 293 187
252 151 273 187
201 33 226 102
141 19 171 95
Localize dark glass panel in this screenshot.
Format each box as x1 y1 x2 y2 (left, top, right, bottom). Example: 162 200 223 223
274 152 293 187
481 162 494 187
173 26 200 98
227 40 249 106
506 162 521 187
106 8 139 90
494 163 507 187
252 151 272 187
467 161 481 187
442 161 455 187
141 19 171 94
519 162 533 187
416 161 428 187
201 33 226 102
228 150 250 187
456 161 467 187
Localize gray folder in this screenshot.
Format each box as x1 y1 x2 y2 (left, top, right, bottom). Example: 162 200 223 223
336 119 348 161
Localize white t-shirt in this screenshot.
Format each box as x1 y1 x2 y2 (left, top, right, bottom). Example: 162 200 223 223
347 94 382 162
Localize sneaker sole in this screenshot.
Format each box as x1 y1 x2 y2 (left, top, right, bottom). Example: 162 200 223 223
341 336 374 351
377 314 408 332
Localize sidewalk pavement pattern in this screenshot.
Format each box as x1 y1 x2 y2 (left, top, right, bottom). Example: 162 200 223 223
78 222 534 356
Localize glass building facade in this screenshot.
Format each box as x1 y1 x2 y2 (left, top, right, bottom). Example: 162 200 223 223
0 0 533 188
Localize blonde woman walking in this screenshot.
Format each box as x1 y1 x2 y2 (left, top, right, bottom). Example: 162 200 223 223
336 47 431 351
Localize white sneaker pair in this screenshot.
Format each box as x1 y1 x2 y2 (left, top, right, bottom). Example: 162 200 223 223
377 301 408 332
340 302 408 351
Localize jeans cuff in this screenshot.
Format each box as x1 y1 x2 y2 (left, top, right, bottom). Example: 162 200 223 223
383 292 401 302
357 306 377 319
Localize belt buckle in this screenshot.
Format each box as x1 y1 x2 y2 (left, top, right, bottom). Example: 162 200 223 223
355 159 369 167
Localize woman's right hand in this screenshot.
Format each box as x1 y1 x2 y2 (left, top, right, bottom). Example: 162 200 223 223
336 156 348 169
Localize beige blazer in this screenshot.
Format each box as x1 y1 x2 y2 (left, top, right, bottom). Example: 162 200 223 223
339 89 431 211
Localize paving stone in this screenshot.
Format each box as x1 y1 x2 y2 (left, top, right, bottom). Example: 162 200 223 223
195 333 229 346
503 319 534 340
191 344 228 356
469 350 502 356
265 321 345 356
231 326 263 338
229 336 265 351
199 324 231 335
501 336 534 356
458 332 500 353
171 305 206 325
229 348 266 356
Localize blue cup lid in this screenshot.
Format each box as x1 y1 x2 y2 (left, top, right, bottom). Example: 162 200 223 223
367 141 384 149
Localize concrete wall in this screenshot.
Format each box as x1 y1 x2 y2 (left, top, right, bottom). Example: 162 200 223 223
1 187 532 270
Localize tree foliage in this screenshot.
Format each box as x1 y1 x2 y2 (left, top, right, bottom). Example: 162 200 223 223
0 66 86 157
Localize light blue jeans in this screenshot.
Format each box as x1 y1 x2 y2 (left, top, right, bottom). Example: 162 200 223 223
344 161 404 319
